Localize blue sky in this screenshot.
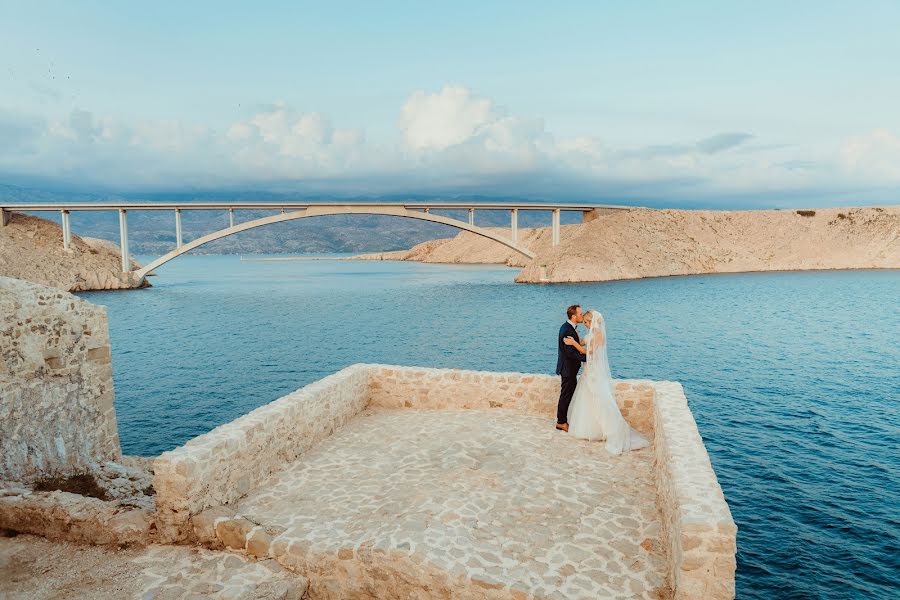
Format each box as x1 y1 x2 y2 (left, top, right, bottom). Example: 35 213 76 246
1 1 899 206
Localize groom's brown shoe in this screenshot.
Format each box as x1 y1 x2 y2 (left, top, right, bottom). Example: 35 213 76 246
555 423 569 432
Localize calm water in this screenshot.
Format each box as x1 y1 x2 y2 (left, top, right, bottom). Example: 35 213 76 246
80 257 899 599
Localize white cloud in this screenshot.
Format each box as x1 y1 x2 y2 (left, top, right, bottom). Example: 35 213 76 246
221 104 372 180
398 86 556 177
399 86 495 152
0 86 898 203
840 129 900 181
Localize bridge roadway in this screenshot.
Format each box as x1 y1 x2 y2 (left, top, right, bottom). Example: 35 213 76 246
0 201 631 280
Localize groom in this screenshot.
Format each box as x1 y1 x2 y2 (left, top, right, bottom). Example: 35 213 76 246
556 304 586 432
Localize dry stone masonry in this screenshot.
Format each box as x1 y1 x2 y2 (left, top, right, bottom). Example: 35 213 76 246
0 277 121 479
152 364 370 542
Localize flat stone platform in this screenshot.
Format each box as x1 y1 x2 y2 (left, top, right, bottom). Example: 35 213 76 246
153 365 735 599
234 408 669 599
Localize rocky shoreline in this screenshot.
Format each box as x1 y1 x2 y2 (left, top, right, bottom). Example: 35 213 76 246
353 206 900 283
3 206 897 290
0 213 148 292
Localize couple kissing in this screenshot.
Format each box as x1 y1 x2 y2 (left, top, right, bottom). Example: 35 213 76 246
555 304 648 455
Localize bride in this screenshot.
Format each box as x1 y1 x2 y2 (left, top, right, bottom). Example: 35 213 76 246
563 310 649 454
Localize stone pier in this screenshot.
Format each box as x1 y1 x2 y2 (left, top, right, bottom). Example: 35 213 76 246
153 365 736 599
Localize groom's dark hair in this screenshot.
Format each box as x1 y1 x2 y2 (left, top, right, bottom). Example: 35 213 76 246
566 304 581 319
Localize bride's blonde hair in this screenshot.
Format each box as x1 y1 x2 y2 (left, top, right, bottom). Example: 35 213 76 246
585 310 602 326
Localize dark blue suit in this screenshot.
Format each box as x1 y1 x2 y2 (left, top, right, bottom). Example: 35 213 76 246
556 321 586 424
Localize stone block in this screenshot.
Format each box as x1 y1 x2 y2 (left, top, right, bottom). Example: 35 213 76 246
215 516 255 550
247 527 273 558
192 505 236 545
87 345 111 363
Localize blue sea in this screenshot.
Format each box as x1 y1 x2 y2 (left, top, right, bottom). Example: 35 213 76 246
79 256 899 599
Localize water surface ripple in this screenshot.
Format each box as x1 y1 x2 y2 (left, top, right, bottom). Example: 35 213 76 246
80 257 900 599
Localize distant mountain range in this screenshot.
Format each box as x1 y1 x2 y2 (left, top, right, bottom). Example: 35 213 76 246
0 184 584 255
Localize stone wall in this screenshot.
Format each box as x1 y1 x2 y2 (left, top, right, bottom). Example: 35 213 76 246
368 364 656 437
152 364 370 542
0 277 121 480
653 381 737 599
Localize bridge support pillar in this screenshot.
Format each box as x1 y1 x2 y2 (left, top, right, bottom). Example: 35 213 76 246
468 208 474 226
1 209 10 227
229 208 235 228
118 209 130 272
175 209 183 248
61 210 72 250
510 209 519 243
552 209 560 246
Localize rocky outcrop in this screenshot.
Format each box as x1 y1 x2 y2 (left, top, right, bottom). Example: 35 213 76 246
516 206 900 283
354 206 900 283
0 212 147 291
0 488 156 546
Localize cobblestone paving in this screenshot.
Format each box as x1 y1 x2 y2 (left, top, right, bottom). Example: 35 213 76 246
136 546 307 599
237 408 669 599
0 534 307 600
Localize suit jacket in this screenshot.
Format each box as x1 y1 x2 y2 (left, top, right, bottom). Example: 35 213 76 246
556 321 586 377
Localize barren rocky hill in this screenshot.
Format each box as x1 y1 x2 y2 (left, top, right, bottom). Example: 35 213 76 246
354 206 900 283
0 213 147 291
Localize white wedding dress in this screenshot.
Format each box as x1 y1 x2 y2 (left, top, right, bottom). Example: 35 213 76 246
567 311 649 454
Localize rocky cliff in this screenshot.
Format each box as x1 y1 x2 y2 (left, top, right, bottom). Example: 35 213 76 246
354 206 900 283
0 213 147 291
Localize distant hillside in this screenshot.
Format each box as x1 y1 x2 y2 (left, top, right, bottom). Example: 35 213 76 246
354 206 900 283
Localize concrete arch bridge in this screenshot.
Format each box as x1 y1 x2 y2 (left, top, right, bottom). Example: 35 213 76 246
0 202 628 283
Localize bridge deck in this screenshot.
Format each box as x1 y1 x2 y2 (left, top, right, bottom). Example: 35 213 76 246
0 201 630 212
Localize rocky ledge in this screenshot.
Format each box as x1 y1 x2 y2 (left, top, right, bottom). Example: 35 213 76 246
0 212 148 291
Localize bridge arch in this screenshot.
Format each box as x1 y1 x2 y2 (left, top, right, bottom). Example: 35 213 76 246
134 205 536 280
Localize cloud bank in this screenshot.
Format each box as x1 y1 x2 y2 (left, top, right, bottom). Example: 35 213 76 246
1 86 898 204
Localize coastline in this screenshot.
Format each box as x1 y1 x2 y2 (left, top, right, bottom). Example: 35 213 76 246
240 256 898 283
349 206 900 284
0 213 148 292
4 206 897 289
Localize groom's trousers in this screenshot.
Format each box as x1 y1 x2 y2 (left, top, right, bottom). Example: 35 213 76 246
557 375 578 424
